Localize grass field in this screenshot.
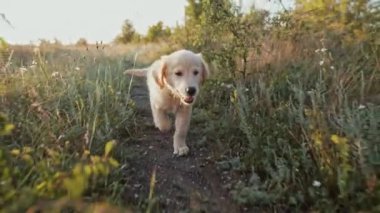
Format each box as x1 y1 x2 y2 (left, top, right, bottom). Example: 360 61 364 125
1 2 380 212
1 45 138 212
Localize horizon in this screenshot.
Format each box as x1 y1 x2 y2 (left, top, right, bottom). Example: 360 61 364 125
1 0 293 45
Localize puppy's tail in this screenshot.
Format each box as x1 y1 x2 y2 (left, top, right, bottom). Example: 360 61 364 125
124 68 148 77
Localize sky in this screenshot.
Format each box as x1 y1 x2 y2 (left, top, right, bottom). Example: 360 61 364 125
0 0 293 44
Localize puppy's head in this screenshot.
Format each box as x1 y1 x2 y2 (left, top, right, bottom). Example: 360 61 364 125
155 50 210 106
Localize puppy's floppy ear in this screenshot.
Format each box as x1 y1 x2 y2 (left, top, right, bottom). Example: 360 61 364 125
197 53 210 83
152 56 168 89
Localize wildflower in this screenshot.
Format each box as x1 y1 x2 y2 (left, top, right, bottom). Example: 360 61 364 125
358 104 366 110
245 88 249 92
75 67 80 71
32 60 37 65
330 66 335 70
313 180 321 187
225 84 233 89
19 67 28 73
321 48 327 52
29 65 37 70
331 134 348 145
51 72 60 78
304 109 313 117
319 60 324 66
83 149 90 156
311 131 323 145
11 149 21 156
36 181 47 191
314 49 320 53
57 135 65 141
220 82 233 89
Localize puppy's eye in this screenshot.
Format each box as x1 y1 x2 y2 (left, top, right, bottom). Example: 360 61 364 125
175 71 183 76
193 70 199 75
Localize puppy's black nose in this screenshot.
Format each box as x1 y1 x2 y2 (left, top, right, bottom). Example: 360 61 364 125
185 87 196 96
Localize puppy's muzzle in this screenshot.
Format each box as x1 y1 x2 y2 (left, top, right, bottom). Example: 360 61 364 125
184 87 197 104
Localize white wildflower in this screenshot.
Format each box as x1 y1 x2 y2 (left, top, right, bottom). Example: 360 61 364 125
57 135 65 141
321 48 327 52
314 49 320 53
75 67 80 71
51 72 60 78
221 82 233 89
330 66 335 70
32 60 37 65
358 104 366 110
225 84 233 89
29 65 37 70
19 67 28 73
245 88 249 92
319 60 324 66
312 180 321 187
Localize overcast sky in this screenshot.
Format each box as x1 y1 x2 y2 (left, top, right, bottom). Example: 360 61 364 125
0 0 293 44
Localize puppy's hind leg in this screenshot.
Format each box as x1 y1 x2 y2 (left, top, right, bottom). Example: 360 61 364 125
151 102 171 132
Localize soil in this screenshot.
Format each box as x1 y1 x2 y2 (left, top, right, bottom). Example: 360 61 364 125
121 78 241 213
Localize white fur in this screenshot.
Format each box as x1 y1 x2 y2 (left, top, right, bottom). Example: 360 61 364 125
125 49 209 156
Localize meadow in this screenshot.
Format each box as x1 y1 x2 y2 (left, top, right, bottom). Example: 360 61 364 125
1 0 380 212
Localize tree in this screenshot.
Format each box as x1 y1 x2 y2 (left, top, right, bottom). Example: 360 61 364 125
176 0 266 78
145 21 171 42
180 0 204 48
294 0 372 41
76 38 88 47
185 0 203 25
114 19 138 44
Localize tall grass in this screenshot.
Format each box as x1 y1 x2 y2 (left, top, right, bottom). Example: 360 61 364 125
181 1 380 209
0 47 136 212
193 30 380 211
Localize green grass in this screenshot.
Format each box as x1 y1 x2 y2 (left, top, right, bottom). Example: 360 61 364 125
0 47 138 212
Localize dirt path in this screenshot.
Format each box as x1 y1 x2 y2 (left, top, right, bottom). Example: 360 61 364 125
122 79 240 212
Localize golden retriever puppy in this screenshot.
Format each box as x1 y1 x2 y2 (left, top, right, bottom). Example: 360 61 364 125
124 49 210 156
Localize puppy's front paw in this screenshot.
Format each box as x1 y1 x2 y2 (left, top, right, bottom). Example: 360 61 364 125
174 145 189 156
